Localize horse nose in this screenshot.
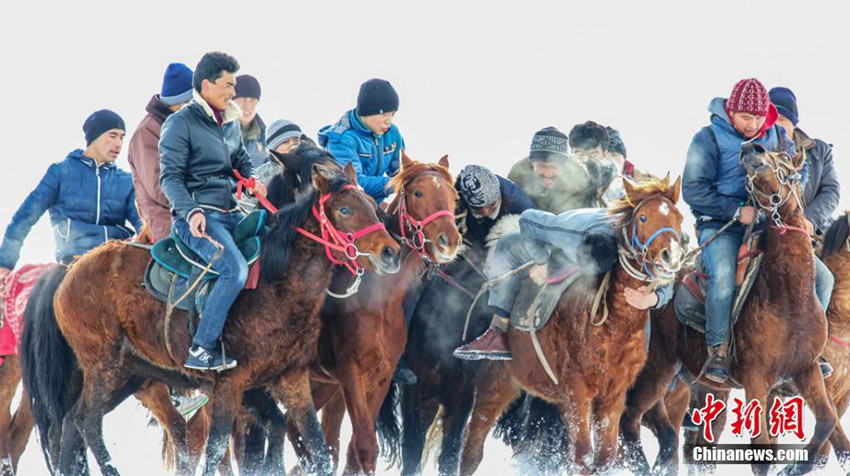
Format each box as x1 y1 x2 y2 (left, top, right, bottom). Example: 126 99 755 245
381 245 399 268
661 249 671 264
437 234 449 250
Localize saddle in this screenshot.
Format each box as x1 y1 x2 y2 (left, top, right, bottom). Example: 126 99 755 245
142 210 266 314
675 231 763 333
510 262 584 332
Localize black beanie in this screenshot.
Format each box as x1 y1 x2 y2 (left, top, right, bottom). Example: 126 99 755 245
356 78 399 116
83 109 126 145
234 74 262 100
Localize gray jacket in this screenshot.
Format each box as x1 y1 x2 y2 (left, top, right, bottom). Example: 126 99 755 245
797 128 840 233
518 208 673 308
159 92 254 220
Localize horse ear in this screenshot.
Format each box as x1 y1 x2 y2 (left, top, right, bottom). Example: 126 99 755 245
311 163 333 194
343 162 358 186
270 149 300 171
622 177 638 204
401 150 413 170
790 150 806 172
667 175 682 204
661 172 671 187
438 154 450 170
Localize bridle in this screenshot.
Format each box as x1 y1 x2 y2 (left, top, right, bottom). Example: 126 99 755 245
395 173 456 261
618 197 682 284
742 151 807 234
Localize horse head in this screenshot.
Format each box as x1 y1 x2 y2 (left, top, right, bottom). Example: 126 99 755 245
740 142 806 226
267 144 342 208
389 151 462 263
619 174 685 282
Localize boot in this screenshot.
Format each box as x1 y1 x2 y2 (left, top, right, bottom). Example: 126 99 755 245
454 315 512 361
704 343 729 384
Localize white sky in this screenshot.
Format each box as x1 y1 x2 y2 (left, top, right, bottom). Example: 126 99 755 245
4 1 850 474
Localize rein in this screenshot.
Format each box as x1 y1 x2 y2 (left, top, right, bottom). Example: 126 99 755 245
234 169 279 214
396 177 455 261
619 198 681 284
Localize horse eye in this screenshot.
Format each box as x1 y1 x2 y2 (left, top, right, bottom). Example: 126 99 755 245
640 215 647 223
413 190 424 198
339 207 351 216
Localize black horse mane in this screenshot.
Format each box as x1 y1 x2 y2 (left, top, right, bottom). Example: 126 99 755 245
822 213 850 258
266 144 340 208
260 174 352 282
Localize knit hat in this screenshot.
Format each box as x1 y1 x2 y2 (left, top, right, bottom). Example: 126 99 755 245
727 78 770 116
606 126 627 158
83 109 125 145
266 119 303 150
160 63 194 106
458 165 501 208
529 126 570 162
356 79 399 116
769 87 799 125
234 74 262 100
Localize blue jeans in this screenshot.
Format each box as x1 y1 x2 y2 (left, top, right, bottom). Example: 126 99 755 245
173 211 249 350
699 222 833 347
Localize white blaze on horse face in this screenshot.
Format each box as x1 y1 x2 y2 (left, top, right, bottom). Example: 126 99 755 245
658 202 670 217
432 176 441 188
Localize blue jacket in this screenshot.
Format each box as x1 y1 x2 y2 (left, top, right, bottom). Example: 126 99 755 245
0 149 142 268
160 92 254 221
683 98 798 222
796 128 840 233
318 109 405 200
460 176 535 248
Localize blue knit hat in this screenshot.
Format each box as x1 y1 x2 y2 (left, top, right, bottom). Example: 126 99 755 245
769 87 799 126
356 79 399 116
83 110 125 145
160 63 194 106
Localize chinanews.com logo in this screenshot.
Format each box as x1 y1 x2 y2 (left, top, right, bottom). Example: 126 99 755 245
690 393 809 464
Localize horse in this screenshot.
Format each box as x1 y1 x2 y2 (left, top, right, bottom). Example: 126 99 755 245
459 175 685 475
620 143 850 476
286 153 462 475
19 162 401 476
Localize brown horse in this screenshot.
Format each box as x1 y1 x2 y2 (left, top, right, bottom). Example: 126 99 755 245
0 356 33 476
288 153 462 475
459 175 685 475
19 163 401 476
620 143 849 476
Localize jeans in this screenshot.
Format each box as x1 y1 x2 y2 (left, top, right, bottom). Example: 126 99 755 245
486 233 551 316
698 222 834 347
173 211 249 350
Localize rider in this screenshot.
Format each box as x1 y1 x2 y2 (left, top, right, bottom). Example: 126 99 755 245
238 119 306 212
318 78 404 203
128 62 195 242
232 74 267 168
682 77 832 383
159 51 267 371
454 206 673 360
0 110 142 281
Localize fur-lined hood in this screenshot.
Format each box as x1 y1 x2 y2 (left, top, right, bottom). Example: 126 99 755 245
191 89 243 124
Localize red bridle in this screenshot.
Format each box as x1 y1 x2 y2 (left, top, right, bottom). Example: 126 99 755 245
397 184 455 260
294 185 387 276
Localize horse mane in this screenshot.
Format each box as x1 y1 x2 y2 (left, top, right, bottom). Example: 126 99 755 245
266 144 339 208
822 213 850 258
260 174 352 282
606 177 674 230
387 161 454 195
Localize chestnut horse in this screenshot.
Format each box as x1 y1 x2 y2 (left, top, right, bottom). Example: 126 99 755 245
19 163 400 476
620 143 849 476
288 153 462 475
460 175 686 475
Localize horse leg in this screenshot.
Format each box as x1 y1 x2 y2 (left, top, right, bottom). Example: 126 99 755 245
243 388 287 476
438 386 475 476
401 387 439 476
459 364 518 476
76 368 132 476
58 397 90 476
134 381 192 475
8 392 34 472
186 402 211 472
320 391 346 473
274 371 333 476
639 399 680 476
0 360 20 475
286 381 339 474
199 383 241 476
338 368 381 476
825 391 850 470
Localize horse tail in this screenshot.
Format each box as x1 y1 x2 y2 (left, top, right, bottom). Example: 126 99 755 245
376 381 402 468
19 265 77 471
821 212 850 258
493 393 568 473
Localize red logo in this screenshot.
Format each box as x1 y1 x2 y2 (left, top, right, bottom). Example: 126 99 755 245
769 396 805 440
730 397 763 438
692 393 726 443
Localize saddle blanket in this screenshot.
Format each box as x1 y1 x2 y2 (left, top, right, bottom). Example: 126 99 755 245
0 263 56 361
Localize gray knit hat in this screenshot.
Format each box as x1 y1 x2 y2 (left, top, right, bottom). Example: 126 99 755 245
529 126 570 162
266 119 302 150
458 165 501 208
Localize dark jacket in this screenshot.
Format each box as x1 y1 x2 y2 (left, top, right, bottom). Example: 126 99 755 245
683 97 797 223
796 128 840 233
242 114 267 168
459 176 535 249
0 150 142 268
318 109 405 201
159 91 254 221
127 94 176 241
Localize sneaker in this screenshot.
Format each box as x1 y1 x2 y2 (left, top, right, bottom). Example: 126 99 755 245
172 392 210 418
184 344 237 371
819 356 834 379
453 326 512 361
704 345 729 384
393 359 418 386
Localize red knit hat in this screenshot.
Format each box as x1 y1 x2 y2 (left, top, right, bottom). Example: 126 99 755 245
727 78 770 116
